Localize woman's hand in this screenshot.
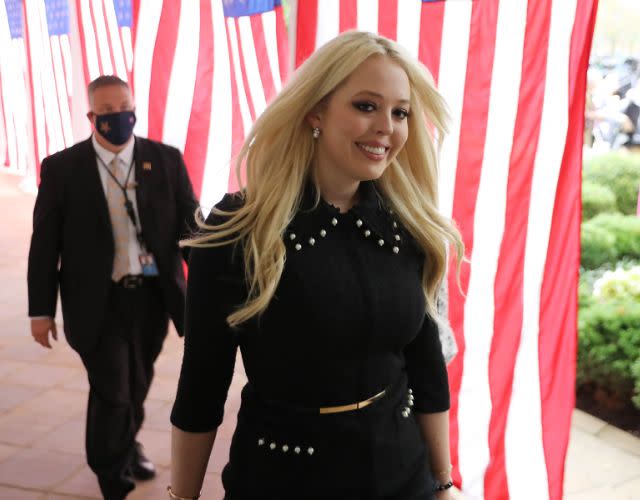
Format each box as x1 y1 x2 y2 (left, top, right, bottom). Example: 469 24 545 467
435 489 454 500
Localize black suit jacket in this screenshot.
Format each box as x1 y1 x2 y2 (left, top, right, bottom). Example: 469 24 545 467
27 136 199 355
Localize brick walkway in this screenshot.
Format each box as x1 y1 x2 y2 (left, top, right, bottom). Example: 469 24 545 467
0 172 638 499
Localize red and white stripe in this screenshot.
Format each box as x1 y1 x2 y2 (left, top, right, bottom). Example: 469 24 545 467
295 1 597 499
133 0 288 209
24 0 74 165
0 1 30 173
75 0 133 85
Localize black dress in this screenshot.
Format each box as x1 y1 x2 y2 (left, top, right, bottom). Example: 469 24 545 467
171 181 449 499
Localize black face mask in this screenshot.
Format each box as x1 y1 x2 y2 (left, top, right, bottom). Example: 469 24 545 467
94 111 136 145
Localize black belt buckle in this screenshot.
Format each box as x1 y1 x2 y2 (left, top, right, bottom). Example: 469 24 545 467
121 275 143 289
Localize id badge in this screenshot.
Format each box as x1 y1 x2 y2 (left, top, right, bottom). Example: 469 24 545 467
139 253 160 276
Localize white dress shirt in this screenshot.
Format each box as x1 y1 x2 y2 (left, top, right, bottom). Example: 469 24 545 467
30 136 145 319
92 134 143 276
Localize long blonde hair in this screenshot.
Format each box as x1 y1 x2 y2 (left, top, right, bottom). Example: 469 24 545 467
184 31 463 327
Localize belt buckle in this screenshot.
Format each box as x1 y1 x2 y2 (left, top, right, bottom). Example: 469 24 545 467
122 275 141 289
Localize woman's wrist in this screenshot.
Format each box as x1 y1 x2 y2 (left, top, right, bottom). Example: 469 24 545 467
433 463 452 481
434 479 454 491
432 463 453 491
167 485 201 499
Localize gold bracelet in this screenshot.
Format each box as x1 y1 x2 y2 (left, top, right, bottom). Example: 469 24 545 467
167 485 201 500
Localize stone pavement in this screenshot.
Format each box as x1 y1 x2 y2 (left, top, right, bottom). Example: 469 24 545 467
0 171 639 499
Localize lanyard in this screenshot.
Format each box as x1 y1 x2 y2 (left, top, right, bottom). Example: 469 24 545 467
96 154 146 250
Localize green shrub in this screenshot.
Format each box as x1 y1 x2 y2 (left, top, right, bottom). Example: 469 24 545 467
581 220 618 269
582 182 618 220
589 213 640 260
632 359 640 410
583 152 640 215
579 278 594 308
593 266 640 301
577 301 640 405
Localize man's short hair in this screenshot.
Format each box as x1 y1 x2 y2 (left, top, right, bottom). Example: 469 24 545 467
87 75 130 107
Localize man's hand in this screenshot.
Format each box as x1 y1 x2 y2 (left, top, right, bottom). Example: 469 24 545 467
31 318 58 348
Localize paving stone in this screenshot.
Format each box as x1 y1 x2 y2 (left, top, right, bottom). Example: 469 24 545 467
564 485 640 500
62 374 89 392
0 407 74 446
0 343 51 363
571 408 608 435
18 388 85 419
39 344 84 367
597 424 640 458
613 476 640 497
129 466 171 499
0 442 21 463
0 486 44 499
136 428 171 468
35 416 86 455
0 447 84 490
44 495 90 500
0 383 43 412
50 465 101 499
146 375 178 403
202 471 225 499
0 360 32 380
564 426 640 494
4 364 80 389
142 400 172 432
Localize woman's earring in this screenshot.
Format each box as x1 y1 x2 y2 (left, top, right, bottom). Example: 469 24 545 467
312 127 321 139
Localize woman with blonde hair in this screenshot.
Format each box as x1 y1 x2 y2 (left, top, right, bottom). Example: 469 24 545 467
168 31 463 500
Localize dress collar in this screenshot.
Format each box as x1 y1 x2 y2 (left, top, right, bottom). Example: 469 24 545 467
287 181 406 255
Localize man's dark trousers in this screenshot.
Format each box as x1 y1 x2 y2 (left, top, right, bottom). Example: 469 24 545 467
80 278 168 500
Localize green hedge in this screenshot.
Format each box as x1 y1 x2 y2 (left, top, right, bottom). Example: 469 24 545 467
581 221 618 269
582 182 617 220
589 213 640 260
583 152 640 215
578 300 640 409
633 359 640 409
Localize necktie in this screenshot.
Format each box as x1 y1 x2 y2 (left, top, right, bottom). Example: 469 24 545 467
106 156 130 281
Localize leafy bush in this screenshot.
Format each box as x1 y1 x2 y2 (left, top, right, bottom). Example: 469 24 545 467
583 152 640 215
578 301 640 408
588 213 640 261
579 278 594 308
633 359 640 410
582 181 618 220
580 221 618 269
593 266 640 301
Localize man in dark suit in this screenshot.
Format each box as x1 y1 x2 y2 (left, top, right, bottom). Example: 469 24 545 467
27 75 198 500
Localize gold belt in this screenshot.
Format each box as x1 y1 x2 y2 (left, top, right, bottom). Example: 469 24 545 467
318 389 387 415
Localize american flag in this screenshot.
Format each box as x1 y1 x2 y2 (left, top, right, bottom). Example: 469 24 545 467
296 1 596 500
23 0 74 165
133 0 288 209
0 0 31 173
75 0 133 86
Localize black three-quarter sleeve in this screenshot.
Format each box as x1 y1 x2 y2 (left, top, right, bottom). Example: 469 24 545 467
170 196 245 432
403 313 450 413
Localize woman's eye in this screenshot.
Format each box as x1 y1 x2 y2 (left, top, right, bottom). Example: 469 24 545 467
394 108 410 119
353 101 376 112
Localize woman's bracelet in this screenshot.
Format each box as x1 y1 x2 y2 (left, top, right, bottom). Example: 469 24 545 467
167 485 201 499
435 480 454 491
